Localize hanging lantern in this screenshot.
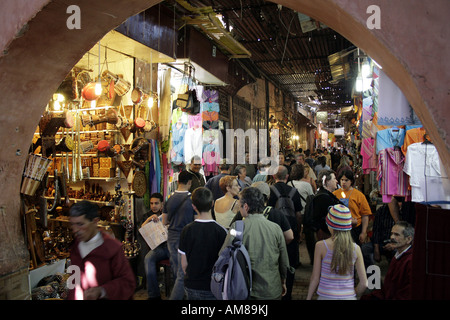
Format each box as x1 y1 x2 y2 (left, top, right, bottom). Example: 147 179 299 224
81 82 101 101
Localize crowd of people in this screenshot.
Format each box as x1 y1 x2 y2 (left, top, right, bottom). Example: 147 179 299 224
66 147 415 301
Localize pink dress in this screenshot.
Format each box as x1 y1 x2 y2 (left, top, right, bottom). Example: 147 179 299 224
361 138 377 174
377 148 411 203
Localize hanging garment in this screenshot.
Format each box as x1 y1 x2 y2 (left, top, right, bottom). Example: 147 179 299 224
201 89 219 103
188 113 202 129
361 138 377 174
372 65 380 113
184 127 203 164
154 139 161 193
403 142 449 208
202 111 219 122
171 107 189 125
170 121 187 164
401 127 430 155
200 101 220 113
361 120 378 140
377 69 421 126
377 147 411 203
202 121 220 130
202 130 221 176
376 127 405 154
362 96 373 122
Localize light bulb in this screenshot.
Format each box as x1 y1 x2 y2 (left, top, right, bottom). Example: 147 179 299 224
361 60 371 78
53 101 62 111
95 82 102 96
147 96 154 108
355 76 363 92
55 93 65 102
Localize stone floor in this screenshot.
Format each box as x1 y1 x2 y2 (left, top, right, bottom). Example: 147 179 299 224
133 239 389 300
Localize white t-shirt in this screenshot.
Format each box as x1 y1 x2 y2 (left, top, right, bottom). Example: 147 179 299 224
289 180 314 213
403 143 450 208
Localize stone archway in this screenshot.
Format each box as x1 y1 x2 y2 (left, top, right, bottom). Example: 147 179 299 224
0 0 448 294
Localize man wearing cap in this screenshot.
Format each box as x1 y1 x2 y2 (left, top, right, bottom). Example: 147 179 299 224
187 155 206 193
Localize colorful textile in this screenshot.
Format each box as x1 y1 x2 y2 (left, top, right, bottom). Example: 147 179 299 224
377 148 411 203
361 138 377 173
188 113 202 129
200 102 220 113
201 89 219 103
401 127 429 155
202 111 219 122
376 128 405 154
170 122 187 164
203 130 221 175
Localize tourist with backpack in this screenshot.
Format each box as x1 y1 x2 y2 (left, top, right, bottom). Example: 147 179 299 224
231 181 294 245
305 170 343 263
267 165 303 300
224 187 290 300
178 187 227 300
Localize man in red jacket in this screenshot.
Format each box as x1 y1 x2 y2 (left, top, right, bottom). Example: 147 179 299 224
362 221 414 300
68 200 136 300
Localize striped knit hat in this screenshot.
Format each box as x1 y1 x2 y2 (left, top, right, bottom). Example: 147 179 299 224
326 204 352 231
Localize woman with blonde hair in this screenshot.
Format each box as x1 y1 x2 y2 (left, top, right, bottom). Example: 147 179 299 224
213 175 240 229
302 163 317 193
307 204 367 300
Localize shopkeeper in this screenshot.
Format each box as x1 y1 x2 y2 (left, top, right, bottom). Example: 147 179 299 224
187 155 206 193
68 200 136 300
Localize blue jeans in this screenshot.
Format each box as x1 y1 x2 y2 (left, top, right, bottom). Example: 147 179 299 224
185 287 217 300
144 242 169 298
167 233 185 300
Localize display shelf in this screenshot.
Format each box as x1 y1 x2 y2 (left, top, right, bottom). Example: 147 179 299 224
34 129 119 135
48 175 124 182
44 197 114 206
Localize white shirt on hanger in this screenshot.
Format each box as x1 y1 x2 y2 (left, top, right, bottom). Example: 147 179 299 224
403 142 450 208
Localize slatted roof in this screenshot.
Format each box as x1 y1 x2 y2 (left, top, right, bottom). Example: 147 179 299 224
170 0 357 115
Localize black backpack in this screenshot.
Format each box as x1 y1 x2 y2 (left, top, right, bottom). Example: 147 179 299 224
302 194 317 231
270 185 297 218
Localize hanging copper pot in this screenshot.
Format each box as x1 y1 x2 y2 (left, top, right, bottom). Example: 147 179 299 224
81 82 101 101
